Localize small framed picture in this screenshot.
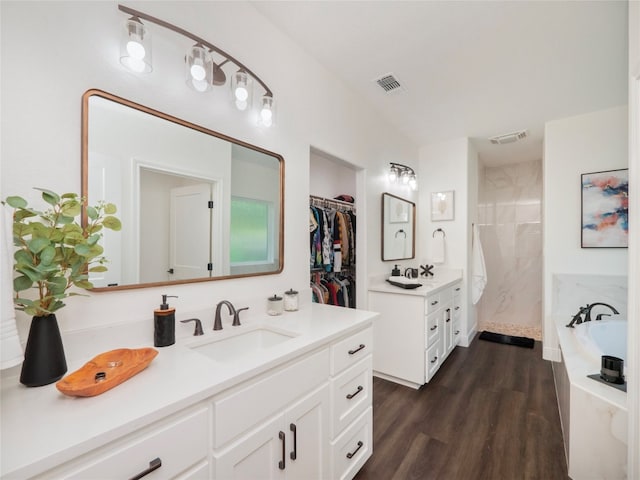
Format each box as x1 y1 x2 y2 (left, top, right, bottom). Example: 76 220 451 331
431 190 454 221
581 168 628 248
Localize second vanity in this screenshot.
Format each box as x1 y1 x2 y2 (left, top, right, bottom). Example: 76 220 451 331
368 271 463 389
1 304 376 480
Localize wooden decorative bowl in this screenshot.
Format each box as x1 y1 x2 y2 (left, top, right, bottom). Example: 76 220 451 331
56 348 158 397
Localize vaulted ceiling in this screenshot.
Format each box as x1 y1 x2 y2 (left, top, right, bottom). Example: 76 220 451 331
252 1 628 166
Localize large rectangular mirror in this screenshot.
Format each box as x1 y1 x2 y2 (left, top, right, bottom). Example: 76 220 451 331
82 90 283 290
381 192 416 261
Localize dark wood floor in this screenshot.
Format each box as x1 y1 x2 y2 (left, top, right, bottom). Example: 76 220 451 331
355 337 569 480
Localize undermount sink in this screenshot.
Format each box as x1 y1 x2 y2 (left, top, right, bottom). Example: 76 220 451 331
188 327 297 363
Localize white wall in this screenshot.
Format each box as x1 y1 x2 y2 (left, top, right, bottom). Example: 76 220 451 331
418 137 477 345
0 1 417 336
543 106 628 360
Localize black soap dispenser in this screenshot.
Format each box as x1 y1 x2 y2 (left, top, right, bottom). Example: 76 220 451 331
391 264 401 277
154 295 178 347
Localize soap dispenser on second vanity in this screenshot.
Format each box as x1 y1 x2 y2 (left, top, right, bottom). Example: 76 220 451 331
154 295 178 347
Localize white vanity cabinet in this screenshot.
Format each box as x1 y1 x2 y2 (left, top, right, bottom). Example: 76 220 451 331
212 326 374 480
369 280 463 388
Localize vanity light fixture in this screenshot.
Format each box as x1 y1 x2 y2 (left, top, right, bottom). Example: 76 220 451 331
388 162 417 190
118 4 276 126
120 15 152 73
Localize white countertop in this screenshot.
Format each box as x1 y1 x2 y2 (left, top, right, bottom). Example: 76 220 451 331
0 304 377 479
552 314 626 411
368 270 462 297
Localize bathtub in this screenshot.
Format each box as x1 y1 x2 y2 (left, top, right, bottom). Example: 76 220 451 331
552 315 627 479
573 318 627 364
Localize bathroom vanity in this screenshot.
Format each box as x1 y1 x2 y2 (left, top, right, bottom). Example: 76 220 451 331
368 272 463 389
0 304 375 480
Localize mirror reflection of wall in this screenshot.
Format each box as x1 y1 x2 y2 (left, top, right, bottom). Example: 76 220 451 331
84 90 283 290
381 192 416 261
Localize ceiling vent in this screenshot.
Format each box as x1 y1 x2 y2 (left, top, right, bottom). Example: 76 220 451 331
489 130 528 145
374 73 406 93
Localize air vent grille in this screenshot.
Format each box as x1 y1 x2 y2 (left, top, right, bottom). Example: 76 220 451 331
375 73 405 93
489 130 528 145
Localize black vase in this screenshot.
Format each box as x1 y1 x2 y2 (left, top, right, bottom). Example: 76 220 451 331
20 314 68 387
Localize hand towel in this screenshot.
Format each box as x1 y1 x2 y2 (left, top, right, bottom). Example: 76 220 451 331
471 224 487 305
1 207 23 369
432 234 445 264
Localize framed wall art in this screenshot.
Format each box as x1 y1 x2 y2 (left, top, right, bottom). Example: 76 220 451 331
581 168 628 248
431 190 455 221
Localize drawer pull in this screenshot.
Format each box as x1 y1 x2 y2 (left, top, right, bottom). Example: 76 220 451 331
431 300 438 306
455 306 460 311
455 330 460 335
290 423 297 460
346 385 364 399
279 431 286 470
429 325 437 331
348 344 365 355
455 287 461 291
346 441 364 459
430 356 438 364
129 457 161 480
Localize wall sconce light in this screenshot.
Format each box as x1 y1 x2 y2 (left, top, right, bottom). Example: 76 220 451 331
388 162 417 190
118 4 276 127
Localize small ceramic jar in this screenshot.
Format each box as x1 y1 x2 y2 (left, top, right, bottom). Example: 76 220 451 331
267 294 284 316
284 289 299 311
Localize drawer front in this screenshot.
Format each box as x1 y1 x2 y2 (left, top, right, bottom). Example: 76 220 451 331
213 348 330 448
63 408 208 479
331 327 373 375
331 407 372 480
425 293 441 313
425 342 440 382
331 356 372 438
425 310 440 347
453 320 462 346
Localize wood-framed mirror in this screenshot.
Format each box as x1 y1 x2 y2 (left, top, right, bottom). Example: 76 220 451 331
381 192 416 261
82 89 284 291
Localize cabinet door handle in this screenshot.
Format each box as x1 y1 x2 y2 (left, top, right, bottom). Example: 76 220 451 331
290 423 297 460
455 330 460 335
128 457 162 480
346 385 364 399
455 287 461 291
346 441 364 459
431 300 438 306
430 356 438 364
430 325 437 331
348 344 365 355
278 431 286 470
455 306 460 311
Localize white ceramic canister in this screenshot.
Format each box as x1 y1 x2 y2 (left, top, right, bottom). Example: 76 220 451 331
284 289 299 311
267 294 284 315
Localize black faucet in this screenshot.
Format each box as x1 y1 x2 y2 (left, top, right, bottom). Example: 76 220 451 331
583 302 619 322
566 302 619 328
214 300 236 330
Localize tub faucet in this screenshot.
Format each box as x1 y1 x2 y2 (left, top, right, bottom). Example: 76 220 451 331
566 305 589 328
584 303 619 323
214 300 236 331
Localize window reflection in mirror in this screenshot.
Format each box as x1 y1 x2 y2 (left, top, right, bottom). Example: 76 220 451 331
381 192 416 261
82 90 283 290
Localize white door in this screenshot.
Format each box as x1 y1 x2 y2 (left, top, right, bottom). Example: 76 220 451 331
169 184 213 280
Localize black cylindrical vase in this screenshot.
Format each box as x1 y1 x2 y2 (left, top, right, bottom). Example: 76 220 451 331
20 314 68 387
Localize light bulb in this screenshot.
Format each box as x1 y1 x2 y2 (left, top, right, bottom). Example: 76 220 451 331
190 63 206 81
126 39 145 60
388 166 398 182
191 79 209 92
185 44 212 92
260 95 274 127
235 85 249 102
401 170 410 184
409 175 417 190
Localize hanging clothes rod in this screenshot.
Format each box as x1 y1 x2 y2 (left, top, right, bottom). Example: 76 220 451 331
309 195 356 211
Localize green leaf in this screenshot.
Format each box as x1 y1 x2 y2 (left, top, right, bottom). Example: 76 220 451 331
103 216 122 231
86 206 98 220
61 193 77 199
87 234 101 246
89 265 108 272
39 246 56 265
57 215 75 225
61 200 81 217
28 237 50 254
14 249 33 265
47 276 67 296
103 203 117 214
5 196 27 208
13 275 33 291
37 188 60 206
13 209 36 221
74 280 94 290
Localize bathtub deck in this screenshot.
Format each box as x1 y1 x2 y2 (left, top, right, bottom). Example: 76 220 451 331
355 335 569 480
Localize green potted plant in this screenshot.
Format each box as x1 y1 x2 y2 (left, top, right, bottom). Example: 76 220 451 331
3 188 121 387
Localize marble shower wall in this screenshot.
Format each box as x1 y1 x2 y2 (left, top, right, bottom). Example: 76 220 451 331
478 159 543 340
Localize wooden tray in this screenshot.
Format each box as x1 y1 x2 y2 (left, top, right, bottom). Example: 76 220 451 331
56 348 158 397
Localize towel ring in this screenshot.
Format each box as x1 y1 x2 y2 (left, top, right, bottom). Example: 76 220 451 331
432 228 445 238
395 229 407 238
